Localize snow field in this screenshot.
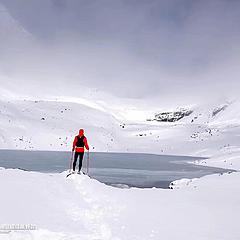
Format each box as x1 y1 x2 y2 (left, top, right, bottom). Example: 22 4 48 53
0 168 239 240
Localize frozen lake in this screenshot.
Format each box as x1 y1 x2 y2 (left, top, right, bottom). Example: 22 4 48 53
0 150 228 188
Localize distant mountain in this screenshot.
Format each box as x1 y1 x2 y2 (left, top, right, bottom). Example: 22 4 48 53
0 95 239 159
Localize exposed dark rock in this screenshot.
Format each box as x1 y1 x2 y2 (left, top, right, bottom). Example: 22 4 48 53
212 104 228 117
152 109 193 122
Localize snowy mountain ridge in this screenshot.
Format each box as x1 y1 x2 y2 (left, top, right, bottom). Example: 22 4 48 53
0 94 239 159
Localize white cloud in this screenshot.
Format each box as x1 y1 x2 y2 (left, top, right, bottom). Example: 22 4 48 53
0 0 240 102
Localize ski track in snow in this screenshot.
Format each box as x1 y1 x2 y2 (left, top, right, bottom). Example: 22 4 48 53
65 174 124 239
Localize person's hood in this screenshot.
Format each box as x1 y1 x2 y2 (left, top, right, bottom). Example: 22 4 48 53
79 129 84 136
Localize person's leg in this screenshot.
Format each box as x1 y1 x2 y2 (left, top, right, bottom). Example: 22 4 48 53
78 152 84 172
73 152 79 171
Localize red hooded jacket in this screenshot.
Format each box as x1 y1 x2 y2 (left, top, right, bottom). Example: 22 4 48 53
72 129 89 152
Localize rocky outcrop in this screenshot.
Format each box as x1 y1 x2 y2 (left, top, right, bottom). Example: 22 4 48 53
149 108 193 122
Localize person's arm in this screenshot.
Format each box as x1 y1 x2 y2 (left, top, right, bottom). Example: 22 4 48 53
84 137 89 150
72 136 77 151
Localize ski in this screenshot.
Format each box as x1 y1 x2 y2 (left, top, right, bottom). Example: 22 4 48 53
66 172 73 178
66 171 88 177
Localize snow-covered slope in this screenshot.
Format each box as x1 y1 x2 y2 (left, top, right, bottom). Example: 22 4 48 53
0 95 239 158
0 168 239 240
0 98 121 152
194 150 240 171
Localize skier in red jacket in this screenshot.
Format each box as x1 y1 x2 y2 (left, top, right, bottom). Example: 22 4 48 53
72 129 89 173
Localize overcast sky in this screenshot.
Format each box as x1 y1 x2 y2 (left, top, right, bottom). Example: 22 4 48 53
0 0 240 102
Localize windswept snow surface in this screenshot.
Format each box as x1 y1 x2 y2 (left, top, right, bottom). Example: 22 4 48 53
0 168 239 240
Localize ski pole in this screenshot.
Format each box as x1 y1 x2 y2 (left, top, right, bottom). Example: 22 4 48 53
86 150 89 175
69 151 74 173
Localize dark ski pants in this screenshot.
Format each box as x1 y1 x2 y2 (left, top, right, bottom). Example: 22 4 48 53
73 152 84 172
